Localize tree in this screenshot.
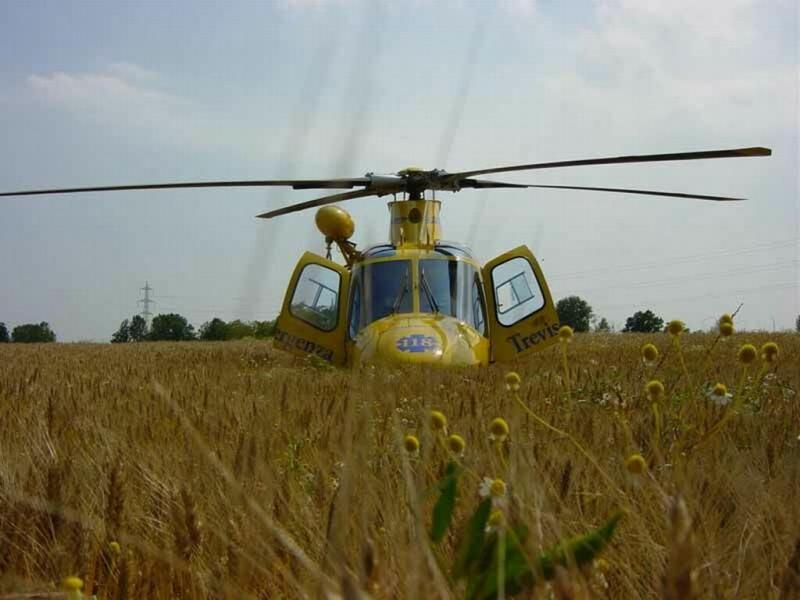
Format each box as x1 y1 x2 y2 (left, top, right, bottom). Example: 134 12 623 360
595 317 610 332
129 315 148 342
556 296 594 333
796 314 800 333
199 317 229 341
199 317 276 341
0 322 8 343
225 319 256 340
148 313 195 341
253 319 276 339
12 322 56 343
623 310 664 333
111 319 130 343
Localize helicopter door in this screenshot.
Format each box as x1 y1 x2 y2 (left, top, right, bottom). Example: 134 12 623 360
482 246 560 363
275 251 350 365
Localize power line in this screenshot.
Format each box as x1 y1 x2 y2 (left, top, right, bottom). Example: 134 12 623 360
557 259 799 296
592 281 797 311
550 238 798 281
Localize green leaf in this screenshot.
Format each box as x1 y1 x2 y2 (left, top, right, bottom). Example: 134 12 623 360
467 512 622 600
452 497 492 579
537 511 623 580
430 461 460 543
469 526 533 600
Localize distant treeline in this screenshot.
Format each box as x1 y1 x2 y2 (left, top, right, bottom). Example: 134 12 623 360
111 314 276 343
0 322 56 343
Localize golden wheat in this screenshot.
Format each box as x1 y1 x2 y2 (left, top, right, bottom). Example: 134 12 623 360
0 332 797 598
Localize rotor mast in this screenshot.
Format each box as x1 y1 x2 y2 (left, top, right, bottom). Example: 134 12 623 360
388 198 441 248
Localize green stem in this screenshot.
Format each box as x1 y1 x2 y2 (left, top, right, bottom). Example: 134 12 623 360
693 364 751 450
675 337 693 391
701 333 722 372
494 439 508 477
736 364 750 399
560 341 572 402
675 337 695 423
497 528 507 600
651 402 663 465
512 394 624 498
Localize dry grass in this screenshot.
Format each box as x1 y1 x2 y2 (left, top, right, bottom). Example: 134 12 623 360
0 332 798 599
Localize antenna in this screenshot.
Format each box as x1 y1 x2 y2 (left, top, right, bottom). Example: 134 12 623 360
138 281 155 326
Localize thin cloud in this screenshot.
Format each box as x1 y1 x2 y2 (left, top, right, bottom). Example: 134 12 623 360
536 0 796 143
27 71 181 115
500 0 536 17
25 65 229 151
105 61 158 82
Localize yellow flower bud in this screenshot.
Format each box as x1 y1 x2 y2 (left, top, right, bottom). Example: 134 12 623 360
62 576 83 592
504 371 521 392
594 557 611 573
447 434 466 455
488 509 505 528
737 344 757 365
667 320 684 337
761 342 779 363
430 410 447 432
641 343 659 362
645 380 664 400
625 453 647 475
489 417 510 439
490 479 506 497
403 434 420 453
558 325 574 341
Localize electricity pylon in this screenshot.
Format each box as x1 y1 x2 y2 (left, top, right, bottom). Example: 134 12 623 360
138 281 155 326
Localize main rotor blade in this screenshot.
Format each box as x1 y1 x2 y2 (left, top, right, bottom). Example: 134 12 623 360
0 178 371 197
450 147 772 180
522 184 745 202
256 188 387 219
457 178 530 189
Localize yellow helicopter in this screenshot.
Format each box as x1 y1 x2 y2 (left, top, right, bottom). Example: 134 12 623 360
1 146 771 366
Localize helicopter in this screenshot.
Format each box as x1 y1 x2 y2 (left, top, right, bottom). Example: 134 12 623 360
1 146 771 366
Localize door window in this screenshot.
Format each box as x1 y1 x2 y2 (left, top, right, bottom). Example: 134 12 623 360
290 263 341 331
491 257 545 326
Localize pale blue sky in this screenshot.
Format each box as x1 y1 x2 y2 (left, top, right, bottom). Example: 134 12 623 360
1 0 797 341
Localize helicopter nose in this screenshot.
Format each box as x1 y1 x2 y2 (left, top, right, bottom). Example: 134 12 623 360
379 327 445 364
355 315 487 366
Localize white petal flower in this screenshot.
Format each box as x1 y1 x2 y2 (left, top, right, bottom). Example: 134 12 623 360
479 477 507 507
706 383 733 406
479 477 493 498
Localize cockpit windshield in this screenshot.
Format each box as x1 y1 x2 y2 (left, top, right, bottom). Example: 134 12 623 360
348 257 487 338
348 260 412 338
419 259 486 335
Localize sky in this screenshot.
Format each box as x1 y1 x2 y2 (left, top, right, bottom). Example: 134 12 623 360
0 0 797 341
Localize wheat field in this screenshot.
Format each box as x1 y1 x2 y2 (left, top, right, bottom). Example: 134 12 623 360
0 331 798 599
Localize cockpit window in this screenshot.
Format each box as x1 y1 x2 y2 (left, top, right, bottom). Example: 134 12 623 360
290 263 340 331
433 242 477 260
419 259 486 335
349 260 412 336
362 244 397 258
